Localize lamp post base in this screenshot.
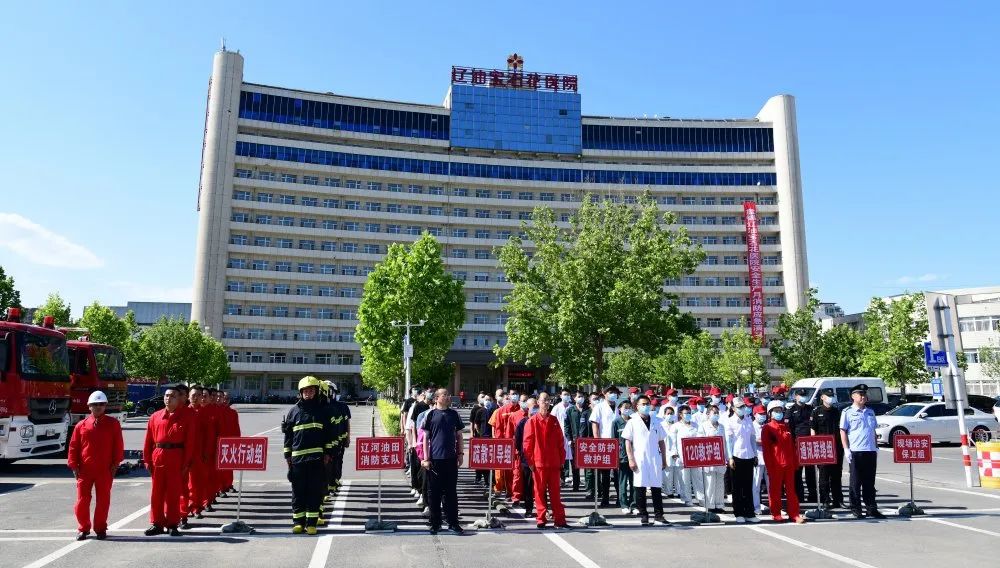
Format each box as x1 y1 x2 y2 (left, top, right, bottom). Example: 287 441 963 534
897 503 925 517
689 511 721 524
220 520 255 534
365 518 397 533
578 512 610 527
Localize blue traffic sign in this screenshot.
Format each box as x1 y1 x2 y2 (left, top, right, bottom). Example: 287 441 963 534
924 342 948 367
931 378 943 396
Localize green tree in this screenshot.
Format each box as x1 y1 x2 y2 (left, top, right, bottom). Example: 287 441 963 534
0 266 21 315
355 233 466 394
604 347 655 387
651 346 685 388
33 292 73 326
714 326 766 393
677 331 717 389
130 318 229 386
770 288 823 381
860 294 928 395
78 302 132 354
816 324 864 376
495 196 702 387
978 340 1000 382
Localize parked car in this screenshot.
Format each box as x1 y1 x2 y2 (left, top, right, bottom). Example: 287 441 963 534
135 395 165 417
887 393 934 408
875 402 997 446
966 394 997 416
994 396 1000 423
834 401 895 416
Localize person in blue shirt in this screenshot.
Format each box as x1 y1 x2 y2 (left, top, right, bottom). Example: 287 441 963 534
839 384 886 519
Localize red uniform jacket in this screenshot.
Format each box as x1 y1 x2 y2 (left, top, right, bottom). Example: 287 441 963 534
220 405 241 437
507 409 526 445
191 406 216 464
761 419 797 470
68 415 124 472
491 402 520 438
144 406 197 470
523 413 566 469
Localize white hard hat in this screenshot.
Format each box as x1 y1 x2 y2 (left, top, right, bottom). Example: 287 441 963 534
88 391 109 405
766 400 784 413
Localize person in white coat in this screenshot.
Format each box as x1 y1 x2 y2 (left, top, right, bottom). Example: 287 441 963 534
661 407 680 497
752 404 768 515
690 397 708 428
698 406 728 512
622 396 670 526
551 389 573 484
674 406 704 506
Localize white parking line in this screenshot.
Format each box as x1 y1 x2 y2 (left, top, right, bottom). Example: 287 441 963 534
0 482 48 497
875 476 1000 500
307 535 334 568
747 526 880 568
926 518 1000 537
544 532 601 568
20 506 149 568
0 537 74 542
326 481 351 527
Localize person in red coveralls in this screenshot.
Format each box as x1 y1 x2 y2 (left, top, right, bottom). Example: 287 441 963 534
506 397 528 506
522 393 570 530
181 385 215 527
490 390 520 497
217 390 241 495
143 385 197 536
68 391 124 541
760 401 806 524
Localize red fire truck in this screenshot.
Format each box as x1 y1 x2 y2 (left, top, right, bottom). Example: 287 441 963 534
66 336 128 426
0 308 72 463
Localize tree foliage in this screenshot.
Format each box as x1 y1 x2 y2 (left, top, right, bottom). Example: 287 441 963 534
604 347 655 387
33 292 73 326
356 234 466 393
495 196 702 386
714 326 766 392
677 332 718 389
79 302 134 356
816 324 864 377
770 288 823 380
979 340 1000 381
130 317 229 386
0 266 21 315
651 346 685 387
860 294 928 392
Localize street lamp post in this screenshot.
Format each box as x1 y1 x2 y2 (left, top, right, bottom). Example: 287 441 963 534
391 319 426 398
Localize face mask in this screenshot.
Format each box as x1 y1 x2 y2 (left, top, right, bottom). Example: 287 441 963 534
741 407 752 417
762 398 771 406
639 405 651 416
607 394 618 403
682 414 692 423
562 395 571 404
756 415 766 424
709 414 719 424
710 396 720 405
666 414 677 423
575 397 585 405
773 412 785 421
697 404 705 412
667 396 676 403
484 401 493 410
796 396 806 404
529 407 539 416
518 401 527 410
621 409 634 418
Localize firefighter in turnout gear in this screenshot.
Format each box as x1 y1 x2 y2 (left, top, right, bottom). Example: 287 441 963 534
283 376 334 535
325 381 351 495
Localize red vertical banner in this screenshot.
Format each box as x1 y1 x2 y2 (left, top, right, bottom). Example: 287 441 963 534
743 201 765 340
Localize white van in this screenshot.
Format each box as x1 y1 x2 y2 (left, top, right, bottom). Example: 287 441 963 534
788 377 887 407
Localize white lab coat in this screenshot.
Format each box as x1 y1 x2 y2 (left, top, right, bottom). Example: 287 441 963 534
551 401 572 456
622 414 666 488
699 419 728 510
752 419 768 513
674 420 704 504
662 418 681 494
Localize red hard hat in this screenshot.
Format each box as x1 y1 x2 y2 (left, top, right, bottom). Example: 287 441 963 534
709 386 722 396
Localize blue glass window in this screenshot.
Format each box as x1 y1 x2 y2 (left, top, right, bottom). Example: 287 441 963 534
582 125 774 152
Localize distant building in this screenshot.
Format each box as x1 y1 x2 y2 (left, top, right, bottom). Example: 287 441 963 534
109 302 192 328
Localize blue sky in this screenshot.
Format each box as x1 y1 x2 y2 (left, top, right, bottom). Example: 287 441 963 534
1 1 997 317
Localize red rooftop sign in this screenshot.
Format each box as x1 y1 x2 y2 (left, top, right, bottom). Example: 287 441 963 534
451 66 578 93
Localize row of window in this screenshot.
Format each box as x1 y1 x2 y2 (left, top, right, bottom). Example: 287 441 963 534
235 142 779 186
232 376 349 392
958 315 1000 333
226 304 358 319
667 276 783 286
582 125 774 153
227 281 361 297
671 296 785 307
227 348 357 366
240 92 450 140
234 169 779 206
224 327 357 343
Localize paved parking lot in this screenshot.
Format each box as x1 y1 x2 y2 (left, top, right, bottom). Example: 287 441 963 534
1 405 998 568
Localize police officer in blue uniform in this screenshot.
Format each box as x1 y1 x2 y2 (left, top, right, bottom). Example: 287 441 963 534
839 384 885 519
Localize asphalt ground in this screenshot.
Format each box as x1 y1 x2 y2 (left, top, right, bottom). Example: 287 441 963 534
1 405 998 568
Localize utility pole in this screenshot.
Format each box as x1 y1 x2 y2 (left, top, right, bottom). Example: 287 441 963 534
391 320 426 398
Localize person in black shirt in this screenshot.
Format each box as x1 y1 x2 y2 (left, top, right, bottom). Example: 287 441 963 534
421 388 465 535
810 389 845 509
400 388 419 471
469 394 488 485
787 389 817 503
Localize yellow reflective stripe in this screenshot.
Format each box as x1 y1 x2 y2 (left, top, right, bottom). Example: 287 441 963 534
290 447 324 457
324 443 334 449
283 447 291 452
292 422 324 432
292 512 306 519
305 512 319 518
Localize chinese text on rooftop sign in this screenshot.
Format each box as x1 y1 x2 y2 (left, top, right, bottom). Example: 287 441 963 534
468 438 515 470
451 66 578 93
217 437 268 471
356 436 404 471
575 438 619 470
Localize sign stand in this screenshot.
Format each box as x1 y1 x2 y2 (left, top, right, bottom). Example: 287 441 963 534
804 465 833 520
473 469 505 530
897 463 925 517
572 439 617 527
221 470 254 534
689 467 720 524
365 469 397 532
579 468 610 527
